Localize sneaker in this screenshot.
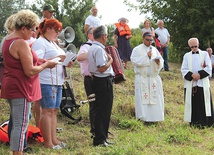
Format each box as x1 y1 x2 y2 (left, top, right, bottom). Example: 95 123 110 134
52 145 62 149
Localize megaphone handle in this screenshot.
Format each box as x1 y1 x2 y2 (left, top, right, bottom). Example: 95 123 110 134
63 66 67 77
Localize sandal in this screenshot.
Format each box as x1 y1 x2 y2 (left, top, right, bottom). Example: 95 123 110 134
52 145 62 149
59 142 66 148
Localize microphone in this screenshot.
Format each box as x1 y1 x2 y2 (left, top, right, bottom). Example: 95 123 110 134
149 46 152 59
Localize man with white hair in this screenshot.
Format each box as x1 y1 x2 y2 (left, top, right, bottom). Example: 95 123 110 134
181 38 214 128
155 20 170 71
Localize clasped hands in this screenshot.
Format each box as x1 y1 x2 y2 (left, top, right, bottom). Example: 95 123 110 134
192 73 200 81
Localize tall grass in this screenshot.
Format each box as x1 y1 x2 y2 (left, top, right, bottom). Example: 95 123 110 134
1 62 214 155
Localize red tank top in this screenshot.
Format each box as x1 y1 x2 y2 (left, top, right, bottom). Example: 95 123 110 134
1 37 41 102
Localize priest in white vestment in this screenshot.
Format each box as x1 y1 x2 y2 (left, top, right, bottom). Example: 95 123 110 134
131 32 164 122
181 38 214 128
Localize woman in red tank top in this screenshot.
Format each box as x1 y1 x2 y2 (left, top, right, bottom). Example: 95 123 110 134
1 10 57 155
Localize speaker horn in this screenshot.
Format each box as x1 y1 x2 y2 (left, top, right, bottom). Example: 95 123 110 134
58 26 75 43
63 43 76 54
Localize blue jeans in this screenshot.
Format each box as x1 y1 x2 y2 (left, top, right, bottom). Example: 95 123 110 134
162 46 169 71
40 84 62 109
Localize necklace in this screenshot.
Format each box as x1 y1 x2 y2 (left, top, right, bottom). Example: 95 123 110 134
43 35 60 98
50 67 58 98
43 35 51 42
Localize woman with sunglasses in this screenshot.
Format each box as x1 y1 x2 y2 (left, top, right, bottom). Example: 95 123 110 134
1 10 57 155
32 18 72 149
131 32 164 124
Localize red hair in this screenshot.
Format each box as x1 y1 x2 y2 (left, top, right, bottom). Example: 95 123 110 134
39 18 62 35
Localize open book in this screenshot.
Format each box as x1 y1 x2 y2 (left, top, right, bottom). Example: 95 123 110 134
51 52 76 66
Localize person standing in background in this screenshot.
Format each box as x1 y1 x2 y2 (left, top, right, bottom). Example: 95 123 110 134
131 32 164 124
77 27 96 138
40 4 55 22
155 20 170 71
142 19 155 38
114 17 132 69
206 47 214 75
84 6 101 35
181 38 214 128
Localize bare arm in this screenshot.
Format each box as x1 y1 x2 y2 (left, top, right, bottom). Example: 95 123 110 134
126 34 132 39
114 34 118 48
167 36 170 44
10 39 56 77
84 24 90 35
77 52 87 61
151 29 155 37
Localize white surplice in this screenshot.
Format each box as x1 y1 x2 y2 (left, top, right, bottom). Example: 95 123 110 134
131 44 164 122
181 50 212 122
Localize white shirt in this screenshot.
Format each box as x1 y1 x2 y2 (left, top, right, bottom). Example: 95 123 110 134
85 15 101 28
32 37 65 85
155 27 170 44
211 55 214 66
87 41 114 77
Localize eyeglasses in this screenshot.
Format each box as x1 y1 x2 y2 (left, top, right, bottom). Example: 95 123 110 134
145 38 153 42
190 46 198 49
32 27 39 32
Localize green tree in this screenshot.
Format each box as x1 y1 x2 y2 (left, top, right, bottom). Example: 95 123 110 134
30 0 95 48
0 0 29 38
130 28 142 48
125 0 214 62
106 24 116 46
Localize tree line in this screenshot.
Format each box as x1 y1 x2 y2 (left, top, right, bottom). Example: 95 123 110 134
1 0 213 62
125 0 214 62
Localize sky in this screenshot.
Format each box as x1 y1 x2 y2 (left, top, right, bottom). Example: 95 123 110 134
96 0 146 28
26 0 147 28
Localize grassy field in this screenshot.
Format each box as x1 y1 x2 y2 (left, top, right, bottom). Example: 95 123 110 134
1 62 214 155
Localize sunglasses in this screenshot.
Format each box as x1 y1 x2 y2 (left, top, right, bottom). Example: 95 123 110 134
190 46 198 49
145 38 153 42
27 27 38 33
52 28 61 33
